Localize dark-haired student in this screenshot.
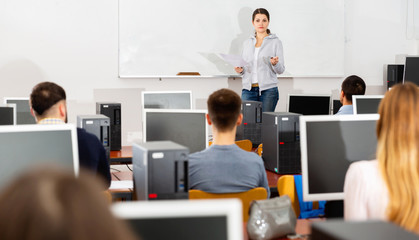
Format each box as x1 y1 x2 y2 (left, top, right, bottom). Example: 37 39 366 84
29 81 111 189
335 75 366 115
188 88 270 197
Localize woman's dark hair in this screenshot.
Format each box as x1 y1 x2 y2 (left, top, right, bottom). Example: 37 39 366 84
252 8 271 34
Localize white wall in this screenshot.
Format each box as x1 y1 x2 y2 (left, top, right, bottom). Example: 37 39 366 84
0 0 417 145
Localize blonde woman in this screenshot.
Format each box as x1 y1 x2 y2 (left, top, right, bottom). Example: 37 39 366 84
344 82 419 234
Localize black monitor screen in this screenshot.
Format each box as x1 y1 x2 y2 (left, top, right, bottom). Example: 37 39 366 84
332 100 342 115
145 111 207 153
289 95 330 115
354 98 382 114
305 119 377 198
404 57 419 85
143 92 191 109
0 107 14 125
5 99 36 125
127 216 227 240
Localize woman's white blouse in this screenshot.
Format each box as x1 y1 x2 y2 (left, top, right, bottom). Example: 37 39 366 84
344 160 389 221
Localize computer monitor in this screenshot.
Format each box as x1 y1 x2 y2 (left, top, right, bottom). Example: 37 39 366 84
112 199 243 240
352 95 384 114
143 109 209 153
3 98 37 125
141 91 192 109
403 56 419 85
0 104 16 125
300 114 378 201
332 100 342 115
288 94 331 115
0 124 79 191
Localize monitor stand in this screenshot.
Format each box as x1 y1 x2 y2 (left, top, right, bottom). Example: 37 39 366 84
324 200 344 218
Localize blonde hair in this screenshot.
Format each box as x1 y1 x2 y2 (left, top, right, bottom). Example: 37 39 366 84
376 82 419 233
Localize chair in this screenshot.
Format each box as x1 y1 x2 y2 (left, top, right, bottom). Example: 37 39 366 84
208 139 253 152
256 143 263 157
277 175 320 218
189 187 267 222
234 139 252 152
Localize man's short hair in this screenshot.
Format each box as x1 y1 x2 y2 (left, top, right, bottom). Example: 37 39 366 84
207 89 241 132
341 75 366 103
30 82 66 116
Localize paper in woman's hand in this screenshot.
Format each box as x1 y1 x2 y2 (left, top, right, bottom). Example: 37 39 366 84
219 53 248 67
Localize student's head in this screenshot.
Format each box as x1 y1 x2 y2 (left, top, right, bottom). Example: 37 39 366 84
252 8 270 35
340 75 366 104
30 82 67 122
0 167 137 240
376 82 419 233
207 89 242 132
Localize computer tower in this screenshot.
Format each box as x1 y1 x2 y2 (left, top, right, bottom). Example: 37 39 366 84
236 100 263 147
77 114 111 162
387 64 404 90
262 112 301 174
96 102 121 151
133 141 189 200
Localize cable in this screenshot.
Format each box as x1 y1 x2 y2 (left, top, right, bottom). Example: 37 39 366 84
112 172 121 180
126 164 133 172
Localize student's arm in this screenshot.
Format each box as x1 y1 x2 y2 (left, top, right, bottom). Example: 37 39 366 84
344 162 368 220
259 162 271 198
97 145 111 189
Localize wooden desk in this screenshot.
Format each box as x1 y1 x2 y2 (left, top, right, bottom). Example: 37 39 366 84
109 165 134 201
110 146 132 164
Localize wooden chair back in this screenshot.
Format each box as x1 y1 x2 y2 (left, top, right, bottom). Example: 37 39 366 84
189 187 267 222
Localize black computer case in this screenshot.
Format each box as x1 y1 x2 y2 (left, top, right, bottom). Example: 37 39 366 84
387 64 404 90
236 100 263 147
262 112 301 174
96 102 121 151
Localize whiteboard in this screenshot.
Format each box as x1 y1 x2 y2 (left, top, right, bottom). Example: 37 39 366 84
119 0 344 77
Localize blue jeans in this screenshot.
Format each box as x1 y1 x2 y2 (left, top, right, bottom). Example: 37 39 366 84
242 87 279 112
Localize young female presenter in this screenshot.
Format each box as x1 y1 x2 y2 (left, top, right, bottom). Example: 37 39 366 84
235 8 285 112
344 82 419 234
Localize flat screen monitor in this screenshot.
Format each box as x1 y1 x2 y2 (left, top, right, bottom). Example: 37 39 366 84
352 95 384 114
332 100 342 115
112 199 243 240
4 98 37 125
288 94 331 115
143 109 209 153
0 104 16 125
0 124 79 191
403 56 419 85
142 91 192 109
300 114 378 201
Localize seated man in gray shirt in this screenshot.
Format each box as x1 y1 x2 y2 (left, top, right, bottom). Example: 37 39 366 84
336 75 366 115
189 88 270 198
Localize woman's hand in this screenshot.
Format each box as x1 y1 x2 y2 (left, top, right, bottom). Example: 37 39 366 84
235 67 243 74
270 56 279 66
